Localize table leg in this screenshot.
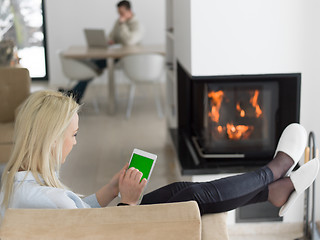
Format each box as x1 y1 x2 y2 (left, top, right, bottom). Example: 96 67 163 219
107 57 116 114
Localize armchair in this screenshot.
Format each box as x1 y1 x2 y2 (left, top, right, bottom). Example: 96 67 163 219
0 67 30 164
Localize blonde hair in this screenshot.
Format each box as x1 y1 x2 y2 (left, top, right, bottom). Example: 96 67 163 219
0 90 80 209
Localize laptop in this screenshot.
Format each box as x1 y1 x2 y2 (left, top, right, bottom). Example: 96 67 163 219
84 29 108 48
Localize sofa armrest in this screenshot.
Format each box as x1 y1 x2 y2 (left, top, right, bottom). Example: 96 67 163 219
0 201 201 240
202 212 229 240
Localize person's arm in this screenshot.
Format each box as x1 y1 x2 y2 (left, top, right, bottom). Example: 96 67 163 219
94 162 146 207
95 184 118 207
118 18 143 46
94 163 129 207
108 21 117 44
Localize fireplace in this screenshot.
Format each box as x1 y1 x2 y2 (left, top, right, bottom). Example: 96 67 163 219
193 81 278 159
173 63 301 174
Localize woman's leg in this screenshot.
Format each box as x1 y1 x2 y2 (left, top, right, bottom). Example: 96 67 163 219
141 166 272 215
141 152 295 215
141 181 197 205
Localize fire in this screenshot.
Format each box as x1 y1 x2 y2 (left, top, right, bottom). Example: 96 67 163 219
236 102 245 117
208 90 224 123
250 90 262 118
217 125 223 134
208 89 262 141
226 123 254 140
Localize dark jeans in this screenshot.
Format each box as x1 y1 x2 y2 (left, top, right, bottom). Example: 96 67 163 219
71 59 121 103
72 79 92 103
70 59 106 103
92 59 107 69
140 166 273 215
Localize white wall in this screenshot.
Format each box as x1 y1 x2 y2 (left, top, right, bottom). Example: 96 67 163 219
190 0 304 76
174 0 320 223
45 0 165 86
174 0 192 73
299 0 320 224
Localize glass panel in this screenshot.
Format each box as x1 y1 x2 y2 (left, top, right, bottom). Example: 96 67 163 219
0 0 47 78
198 82 279 155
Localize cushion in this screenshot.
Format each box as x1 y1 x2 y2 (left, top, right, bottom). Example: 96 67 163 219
0 67 30 123
0 145 12 163
0 123 14 144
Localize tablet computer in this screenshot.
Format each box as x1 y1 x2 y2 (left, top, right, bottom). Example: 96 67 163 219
118 149 157 199
128 148 157 182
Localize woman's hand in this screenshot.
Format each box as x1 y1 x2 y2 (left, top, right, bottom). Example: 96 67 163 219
119 167 147 205
109 163 129 197
95 163 130 207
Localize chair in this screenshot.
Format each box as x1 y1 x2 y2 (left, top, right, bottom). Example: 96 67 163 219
121 53 165 118
58 51 102 112
0 67 30 165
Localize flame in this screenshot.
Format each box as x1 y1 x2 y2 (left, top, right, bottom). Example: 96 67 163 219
250 90 262 118
208 89 262 141
226 123 254 140
236 102 245 117
217 125 223 134
208 90 224 123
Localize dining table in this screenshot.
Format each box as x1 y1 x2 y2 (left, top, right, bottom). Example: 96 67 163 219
62 44 165 115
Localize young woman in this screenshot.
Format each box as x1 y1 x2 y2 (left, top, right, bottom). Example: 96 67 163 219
0 90 319 218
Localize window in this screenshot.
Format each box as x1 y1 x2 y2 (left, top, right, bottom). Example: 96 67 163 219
0 0 48 80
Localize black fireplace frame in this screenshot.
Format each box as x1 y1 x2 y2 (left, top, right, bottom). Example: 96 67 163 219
174 62 301 174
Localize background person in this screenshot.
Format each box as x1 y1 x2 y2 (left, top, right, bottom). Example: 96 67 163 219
108 0 144 46
59 1 144 103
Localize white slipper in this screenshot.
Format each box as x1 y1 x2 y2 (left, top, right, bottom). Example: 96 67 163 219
274 123 307 177
279 158 319 217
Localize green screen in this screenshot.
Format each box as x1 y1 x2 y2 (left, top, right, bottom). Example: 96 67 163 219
129 153 154 181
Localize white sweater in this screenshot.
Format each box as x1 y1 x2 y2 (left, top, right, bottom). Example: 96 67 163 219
0 171 101 217
108 15 144 46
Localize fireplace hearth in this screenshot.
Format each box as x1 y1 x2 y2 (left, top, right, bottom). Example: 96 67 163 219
172 63 301 174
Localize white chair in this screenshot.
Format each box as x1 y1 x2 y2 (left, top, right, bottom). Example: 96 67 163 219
58 51 102 112
121 53 165 118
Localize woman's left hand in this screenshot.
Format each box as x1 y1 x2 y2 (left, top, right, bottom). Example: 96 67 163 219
109 163 129 197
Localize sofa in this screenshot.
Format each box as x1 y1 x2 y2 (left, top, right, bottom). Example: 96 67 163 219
0 201 229 240
0 67 30 164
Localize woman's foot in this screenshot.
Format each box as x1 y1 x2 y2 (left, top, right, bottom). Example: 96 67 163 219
267 123 307 180
269 158 319 211
267 152 295 181
268 177 294 207
270 158 320 217
279 158 319 216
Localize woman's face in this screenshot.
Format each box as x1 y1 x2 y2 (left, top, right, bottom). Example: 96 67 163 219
61 113 79 164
